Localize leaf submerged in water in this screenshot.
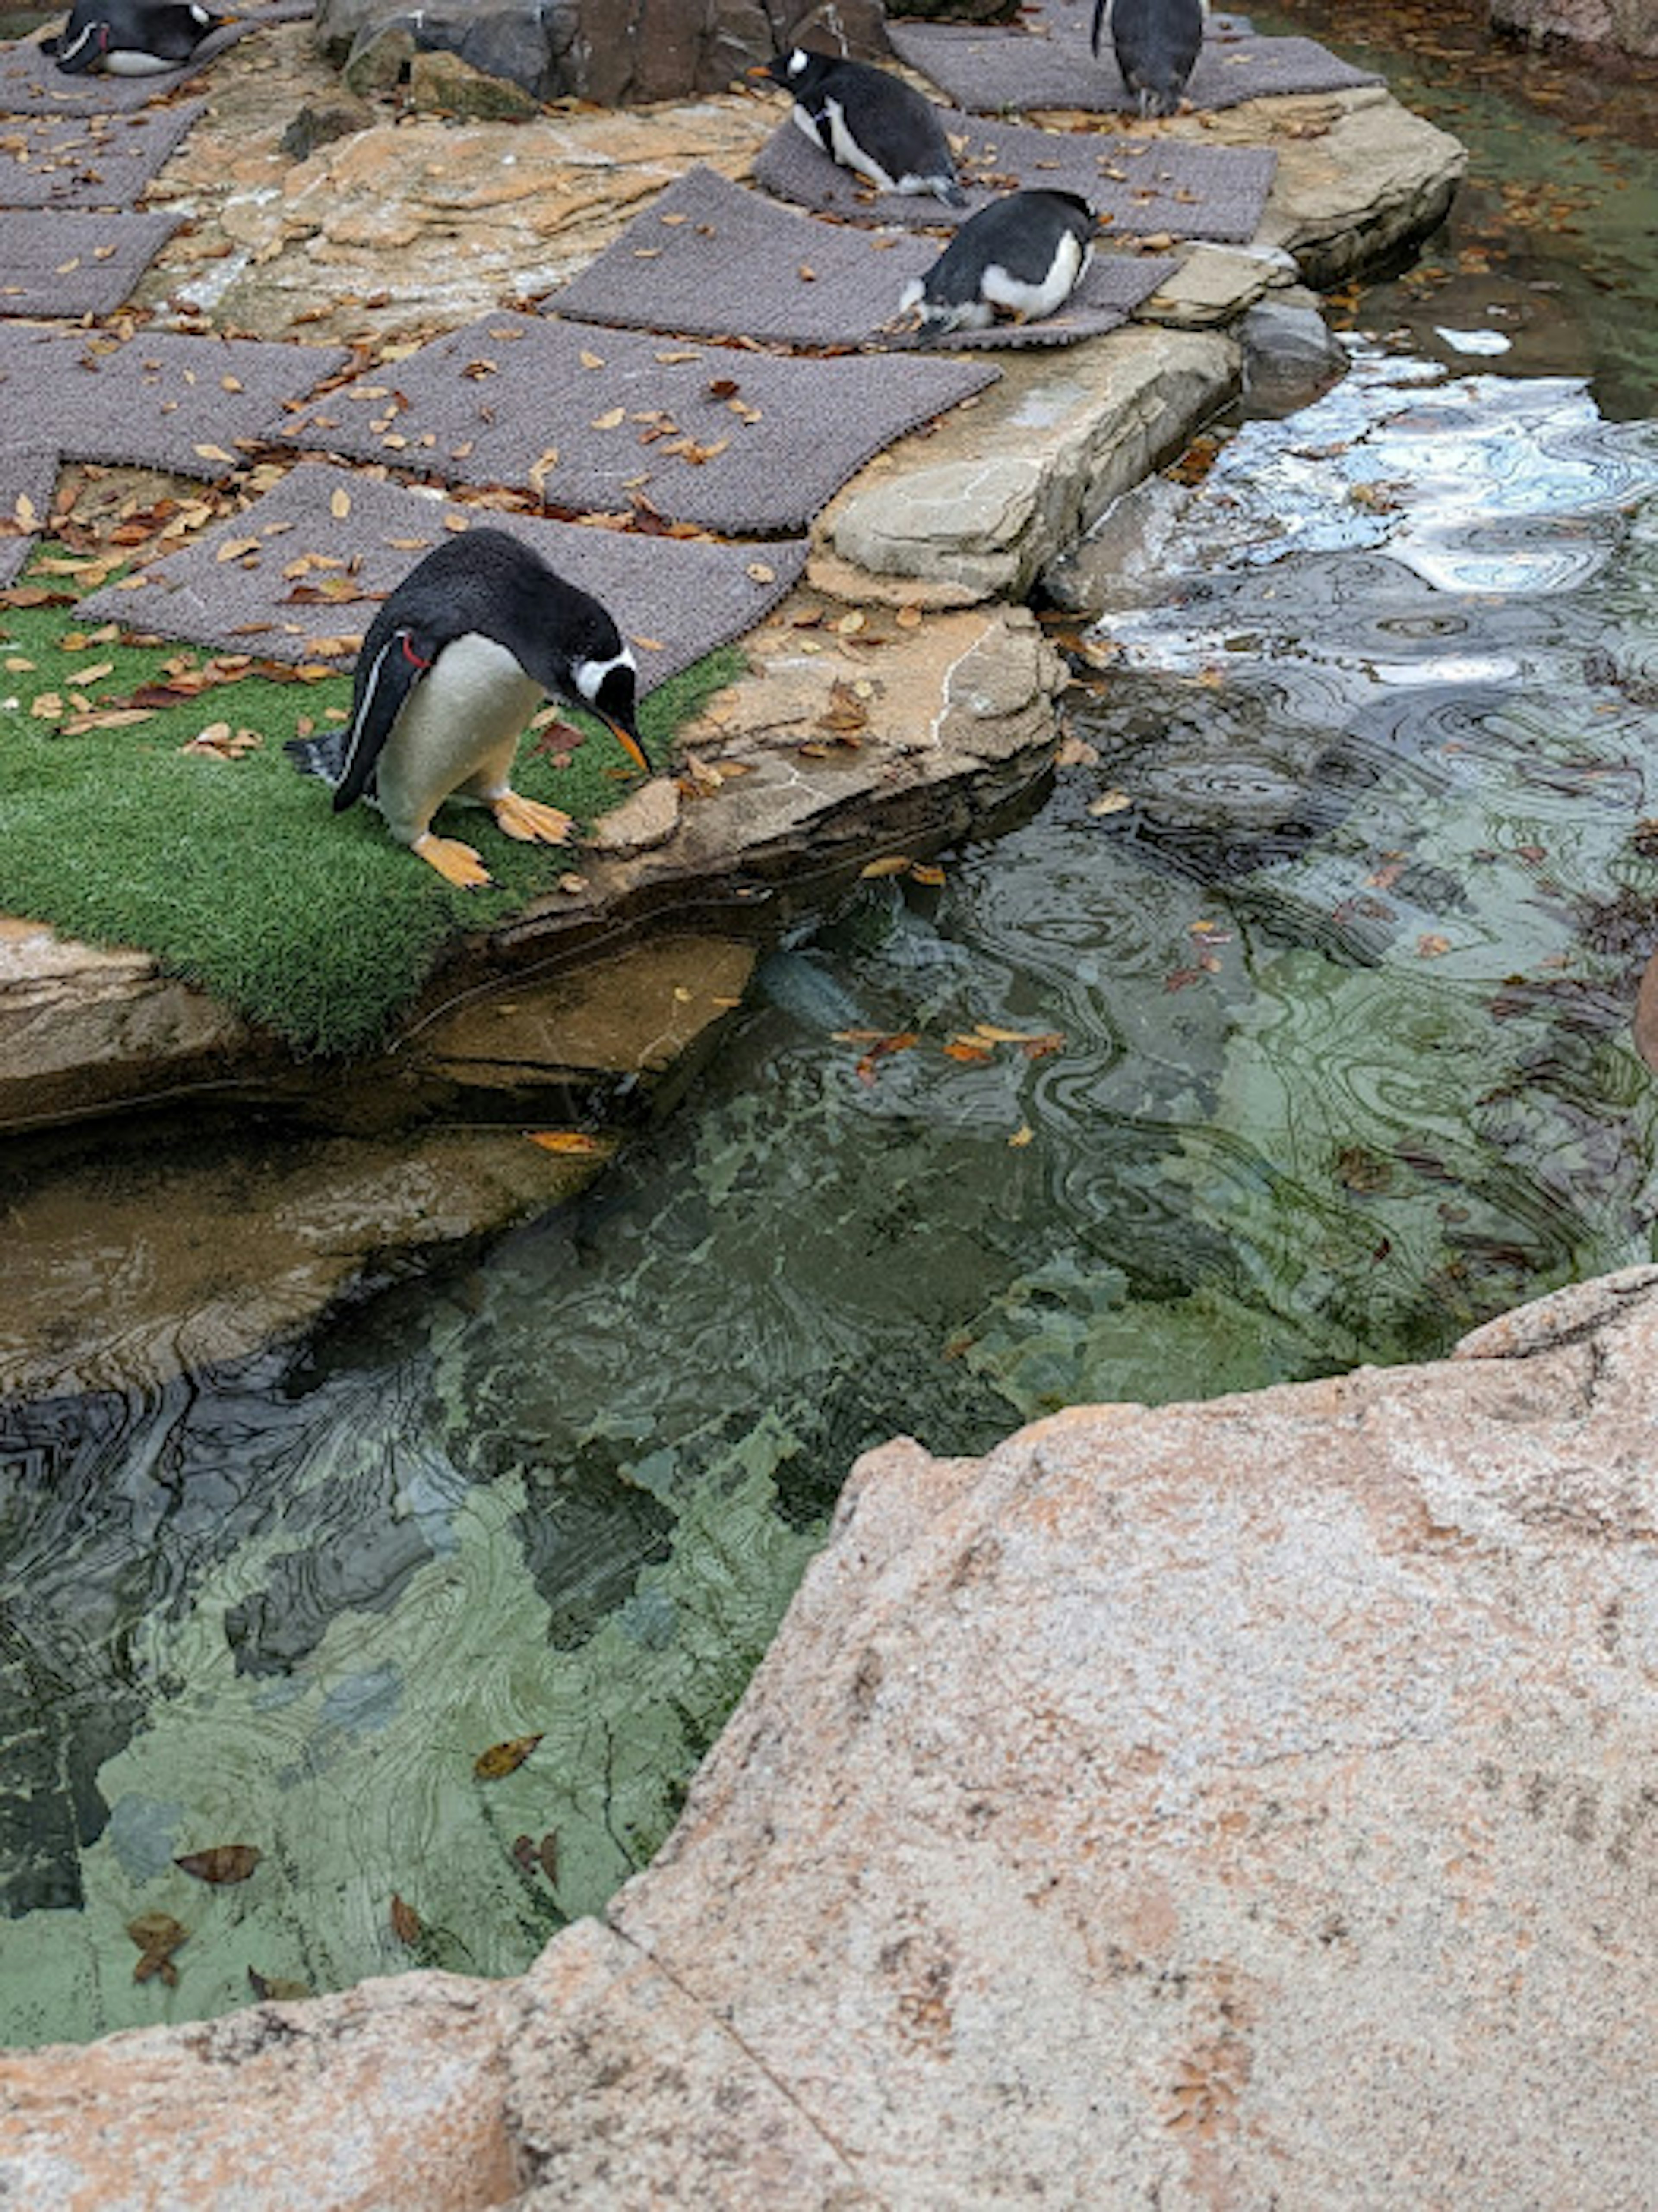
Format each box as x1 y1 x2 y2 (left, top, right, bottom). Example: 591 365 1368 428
128 1911 187 1986
474 1731 544 1780
175 1844 261 1885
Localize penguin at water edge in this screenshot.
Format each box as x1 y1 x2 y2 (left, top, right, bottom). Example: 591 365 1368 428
285 528 648 889
898 190 1095 339
753 47 966 208
44 0 228 75
1091 0 1209 119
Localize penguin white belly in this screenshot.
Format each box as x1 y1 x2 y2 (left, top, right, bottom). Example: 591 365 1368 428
983 232 1089 321
103 48 190 71
820 95 897 190
375 632 541 847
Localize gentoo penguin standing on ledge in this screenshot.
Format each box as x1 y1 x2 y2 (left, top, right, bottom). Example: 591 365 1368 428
285 528 647 890
753 47 966 208
44 0 228 74
1092 0 1209 118
898 191 1095 339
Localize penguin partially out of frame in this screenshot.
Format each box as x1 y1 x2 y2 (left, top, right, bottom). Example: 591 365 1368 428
44 0 228 75
897 190 1096 339
285 528 648 890
1091 0 1209 120
753 47 966 209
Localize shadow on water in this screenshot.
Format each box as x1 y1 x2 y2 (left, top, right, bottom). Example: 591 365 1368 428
6 2 1658 2046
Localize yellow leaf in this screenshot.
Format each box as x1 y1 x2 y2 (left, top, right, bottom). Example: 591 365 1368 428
193 443 232 462
909 863 946 887
528 447 560 494
860 855 911 879
1088 790 1132 815
591 407 626 430
745 562 775 583
329 486 352 519
525 1131 608 1156
473 1731 544 1780
895 604 923 629
1007 1124 1035 1148
1417 933 1451 959
579 350 605 368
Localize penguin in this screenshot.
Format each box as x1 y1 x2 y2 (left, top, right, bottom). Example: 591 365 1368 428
1090 0 1209 119
753 47 966 209
285 528 648 890
897 190 1095 339
43 0 229 75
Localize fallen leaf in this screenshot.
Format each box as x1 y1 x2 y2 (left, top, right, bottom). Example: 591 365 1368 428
895 604 923 630
525 1131 608 1156
330 486 351 519
851 1031 918 1086
528 447 560 494
193 443 233 463
174 1844 261 1886
389 1894 423 1947
909 863 946 888
591 406 626 430
944 1038 994 1063
860 855 912 879
474 1732 544 1779
128 1912 187 1987
1417 933 1451 958
1088 790 1133 816
1007 1124 1035 1148
580 349 605 368
745 561 775 583
247 1966 310 2002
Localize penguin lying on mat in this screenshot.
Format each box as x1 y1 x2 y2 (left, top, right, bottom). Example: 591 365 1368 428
44 0 228 74
897 191 1095 339
753 46 965 208
285 529 648 890
1092 0 1209 119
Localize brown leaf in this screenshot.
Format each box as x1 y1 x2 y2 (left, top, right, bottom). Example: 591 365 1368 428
174 1844 261 1885
1416 933 1451 959
944 1038 994 1064
390 1893 423 1947
128 1912 187 1987
706 376 740 399
851 1032 918 1086
538 1831 560 1887
247 1966 310 2002
473 1731 544 1779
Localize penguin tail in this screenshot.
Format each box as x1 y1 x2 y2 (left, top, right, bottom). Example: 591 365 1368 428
937 179 968 209
285 730 348 787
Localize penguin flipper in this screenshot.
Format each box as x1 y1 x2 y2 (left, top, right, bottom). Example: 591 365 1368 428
332 626 429 813
49 21 108 72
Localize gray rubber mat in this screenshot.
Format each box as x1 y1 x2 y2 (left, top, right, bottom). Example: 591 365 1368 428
0 442 57 586
0 325 345 469
0 101 202 209
550 167 1175 351
0 207 180 315
76 461 809 682
279 311 999 532
754 108 1276 245
889 3 1379 115
0 1 312 113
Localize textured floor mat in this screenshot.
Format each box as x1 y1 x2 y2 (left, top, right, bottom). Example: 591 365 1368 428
0 1 313 114
889 3 1379 116
0 207 180 315
0 443 57 586
551 168 1174 351
754 109 1276 245
0 324 345 469
0 101 202 209
280 312 998 533
77 462 808 681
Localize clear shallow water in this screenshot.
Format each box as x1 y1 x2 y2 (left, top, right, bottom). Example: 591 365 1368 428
10 31 1658 2048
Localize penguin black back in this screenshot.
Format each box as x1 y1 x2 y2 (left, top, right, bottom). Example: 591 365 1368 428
1090 0 1208 118
899 190 1095 336
756 46 965 207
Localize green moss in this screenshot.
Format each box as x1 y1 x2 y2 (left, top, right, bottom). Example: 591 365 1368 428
0 583 739 1056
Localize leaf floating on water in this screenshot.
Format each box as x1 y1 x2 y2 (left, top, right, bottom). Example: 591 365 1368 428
860 855 912 880
128 1912 187 1987
175 1844 261 1885
850 1032 918 1088
944 1037 994 1064
1007 1123 1035 1149
909 863 946 888
247 1965 310 2002
390 1893 423 1947
511 1834 538 1875
474 1731 544 1780
1417 933 1451 959
525 1131 607 1156
538 1831 560 1887
1088 790 1133 816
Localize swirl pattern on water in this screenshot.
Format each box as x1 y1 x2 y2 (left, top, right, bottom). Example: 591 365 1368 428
7 350 1658 2046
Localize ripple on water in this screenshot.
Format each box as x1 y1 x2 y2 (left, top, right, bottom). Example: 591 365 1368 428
6 350 1658 2045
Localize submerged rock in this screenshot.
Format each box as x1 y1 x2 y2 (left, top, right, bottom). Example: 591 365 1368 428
1239 287 1351 415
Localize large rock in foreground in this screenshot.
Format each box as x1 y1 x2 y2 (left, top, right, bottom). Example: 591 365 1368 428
6 1267 1658 2206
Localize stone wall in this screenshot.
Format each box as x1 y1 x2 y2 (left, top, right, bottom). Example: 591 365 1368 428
1491 0 1658 60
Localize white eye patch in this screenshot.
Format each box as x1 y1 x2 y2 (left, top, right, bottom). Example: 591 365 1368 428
574 647 635 703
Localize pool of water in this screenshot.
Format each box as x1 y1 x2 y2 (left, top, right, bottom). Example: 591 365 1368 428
7 9 1658 2048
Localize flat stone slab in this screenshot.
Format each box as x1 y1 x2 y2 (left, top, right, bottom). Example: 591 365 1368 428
7 1266 1658 2205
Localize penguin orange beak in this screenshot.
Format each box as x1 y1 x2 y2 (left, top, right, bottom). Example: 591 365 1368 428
603 715 651 776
